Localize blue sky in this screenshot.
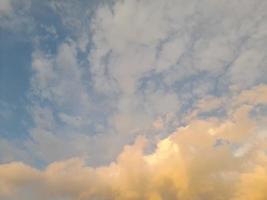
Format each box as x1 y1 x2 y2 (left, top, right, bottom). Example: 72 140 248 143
0 0 267 199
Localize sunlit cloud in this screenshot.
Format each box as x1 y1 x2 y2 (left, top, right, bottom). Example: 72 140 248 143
0 0 267 199
1 85 267 199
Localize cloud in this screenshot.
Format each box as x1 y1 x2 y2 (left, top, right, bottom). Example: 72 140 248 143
26 41 96 163
232 153 267 200
90 0 267 93
0 0 33 35
1 85 267 200
31 42 91 110
11 0 264 166
0 0 13 15
1 0 267 198
87 0 267 138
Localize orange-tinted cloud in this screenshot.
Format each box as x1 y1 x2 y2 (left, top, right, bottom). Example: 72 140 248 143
0 85 267 200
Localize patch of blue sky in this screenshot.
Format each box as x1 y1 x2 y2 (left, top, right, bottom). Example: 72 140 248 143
198 108 227 120
0 32 32 139
172 71 215 98
0 1 69 140
137 71 169 94
250 104 267 119
31 2 69 54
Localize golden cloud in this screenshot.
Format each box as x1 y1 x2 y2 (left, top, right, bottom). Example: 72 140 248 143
0 85 267 200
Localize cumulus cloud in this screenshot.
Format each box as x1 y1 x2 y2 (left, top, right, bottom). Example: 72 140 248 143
1 85 267 200
1 0 267 198
233 155 267 200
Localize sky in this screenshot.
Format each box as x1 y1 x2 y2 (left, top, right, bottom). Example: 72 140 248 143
0 0 267 199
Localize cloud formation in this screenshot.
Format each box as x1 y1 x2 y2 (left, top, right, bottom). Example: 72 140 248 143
1 0 267 199
0 0 264 165
1 85 267 200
